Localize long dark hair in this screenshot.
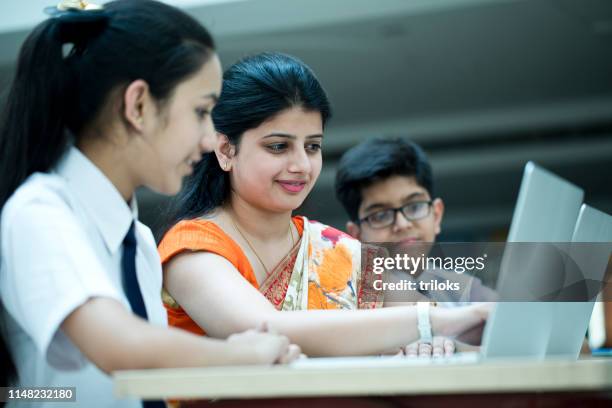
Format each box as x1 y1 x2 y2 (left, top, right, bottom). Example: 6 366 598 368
161 52 332 237
0 0 216 385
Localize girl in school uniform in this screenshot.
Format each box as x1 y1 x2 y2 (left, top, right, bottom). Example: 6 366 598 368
0 1 298 407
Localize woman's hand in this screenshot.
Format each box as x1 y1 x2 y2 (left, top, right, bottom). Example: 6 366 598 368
227 323 302 365
404 336 455 358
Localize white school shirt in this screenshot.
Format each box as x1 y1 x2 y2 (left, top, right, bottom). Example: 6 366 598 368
0 147 166 408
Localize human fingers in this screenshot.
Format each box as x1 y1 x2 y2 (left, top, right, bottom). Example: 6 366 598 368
277 344 302 364
444 338 455 356
418 341 432 357
258 333 290 364
432 337 444 358
405 341 419 358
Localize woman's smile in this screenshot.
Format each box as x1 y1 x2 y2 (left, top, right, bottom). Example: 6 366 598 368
277 180 307 193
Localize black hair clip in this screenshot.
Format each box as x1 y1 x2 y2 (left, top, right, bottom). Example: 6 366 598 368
44 1 109 50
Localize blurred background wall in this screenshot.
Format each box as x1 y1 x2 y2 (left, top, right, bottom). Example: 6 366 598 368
1 0 611 241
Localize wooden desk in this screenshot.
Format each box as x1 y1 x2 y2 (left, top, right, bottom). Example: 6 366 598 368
114 357 612 407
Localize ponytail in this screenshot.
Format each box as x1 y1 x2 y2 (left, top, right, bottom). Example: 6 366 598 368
0 12 108 208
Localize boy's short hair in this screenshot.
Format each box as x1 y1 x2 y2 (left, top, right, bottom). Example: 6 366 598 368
334 138 434 222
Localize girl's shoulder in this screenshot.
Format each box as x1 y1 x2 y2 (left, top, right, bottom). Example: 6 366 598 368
2 172 73 229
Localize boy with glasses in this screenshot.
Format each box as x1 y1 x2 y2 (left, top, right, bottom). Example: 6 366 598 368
335 138 495 308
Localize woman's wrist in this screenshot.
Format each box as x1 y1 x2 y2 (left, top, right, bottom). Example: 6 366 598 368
429 306 447 337
430 306 471 338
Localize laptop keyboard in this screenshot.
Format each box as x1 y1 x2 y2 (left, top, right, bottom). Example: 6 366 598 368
290 352 480 369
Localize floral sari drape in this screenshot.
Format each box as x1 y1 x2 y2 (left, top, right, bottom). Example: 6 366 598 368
259 217 384 311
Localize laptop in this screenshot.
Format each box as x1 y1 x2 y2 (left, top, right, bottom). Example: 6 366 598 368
292 163 586 368
480 162 584 359
545 205 612 358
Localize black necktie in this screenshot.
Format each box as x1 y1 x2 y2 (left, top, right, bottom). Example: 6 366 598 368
122 222 148 319
121 222 165 408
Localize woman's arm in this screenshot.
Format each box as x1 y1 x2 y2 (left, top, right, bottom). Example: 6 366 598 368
164 251 488 357
61 297 298 374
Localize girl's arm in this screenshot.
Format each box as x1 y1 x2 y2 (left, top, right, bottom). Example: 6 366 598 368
61 297 298 374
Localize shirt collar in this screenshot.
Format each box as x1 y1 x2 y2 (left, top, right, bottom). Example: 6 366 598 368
55 146 138 254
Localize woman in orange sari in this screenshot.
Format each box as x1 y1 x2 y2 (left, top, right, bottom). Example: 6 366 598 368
158 52 488 356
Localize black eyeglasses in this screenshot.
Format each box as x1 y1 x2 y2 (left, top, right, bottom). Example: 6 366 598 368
359 200 433 229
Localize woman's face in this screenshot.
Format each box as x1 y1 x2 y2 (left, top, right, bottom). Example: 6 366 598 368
228 106 324 213
141 54 223 195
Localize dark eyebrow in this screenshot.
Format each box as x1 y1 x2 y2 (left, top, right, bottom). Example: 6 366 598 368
262 133 324 140
362 192 427 214
403 192 426 201
362 203 388 214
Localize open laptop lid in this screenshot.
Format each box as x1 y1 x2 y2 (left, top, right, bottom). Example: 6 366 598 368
546 205 612 358
506 162 584 243
481 162 584 359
